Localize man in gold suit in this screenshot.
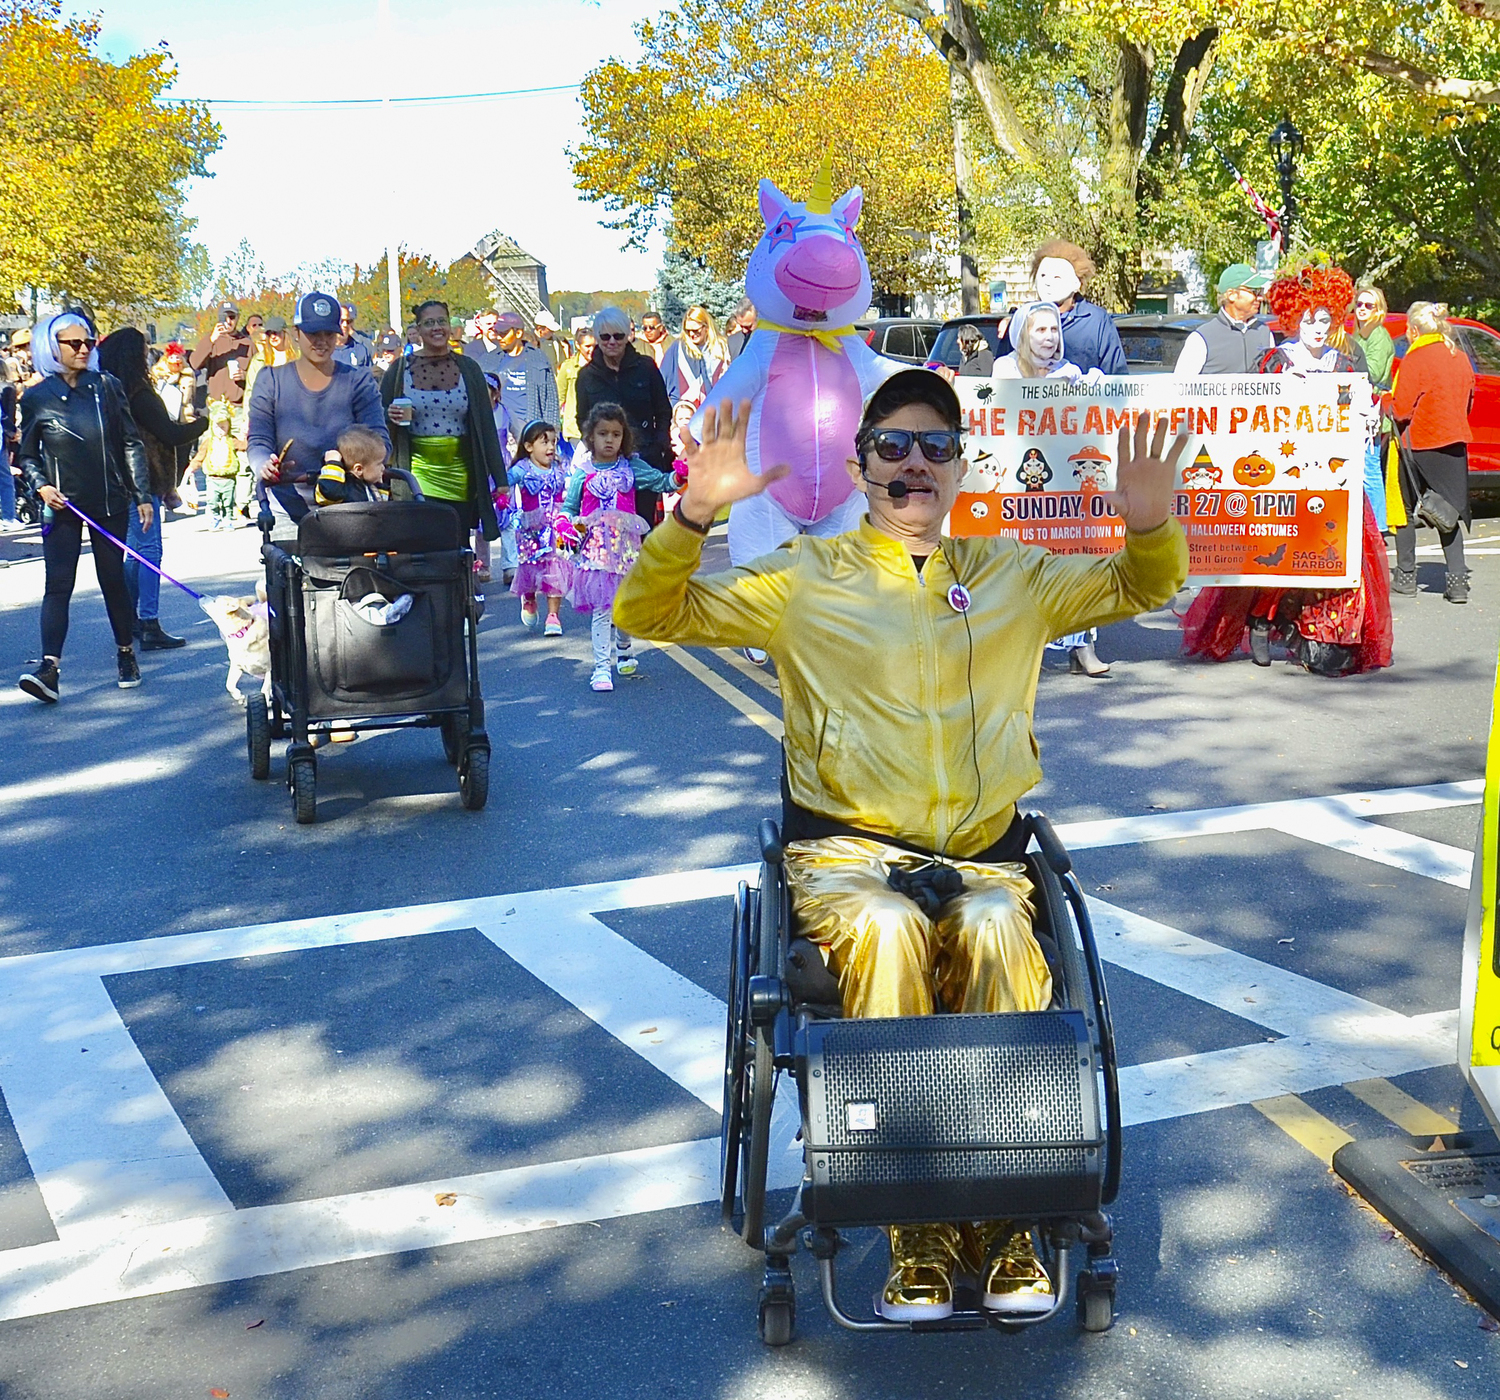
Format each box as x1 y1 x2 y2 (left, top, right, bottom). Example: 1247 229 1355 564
615 370 1188 1320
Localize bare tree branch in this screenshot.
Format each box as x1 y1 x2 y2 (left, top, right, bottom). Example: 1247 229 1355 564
885 0 1043 163
1351 46 1500 104
1147 27 1218 166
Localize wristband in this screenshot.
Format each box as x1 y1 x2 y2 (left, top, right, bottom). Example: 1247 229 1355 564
672 501 712 536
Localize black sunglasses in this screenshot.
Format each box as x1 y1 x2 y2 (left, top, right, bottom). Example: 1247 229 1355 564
56 336 97 352
596 332 628 342
857 428 962 464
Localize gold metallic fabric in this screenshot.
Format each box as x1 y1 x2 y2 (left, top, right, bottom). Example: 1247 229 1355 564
784 836 1051 1019
615 513 1186 858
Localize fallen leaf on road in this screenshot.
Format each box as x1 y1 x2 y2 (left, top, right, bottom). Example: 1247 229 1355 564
1277 938 1294 946
1455 1359 1469 1368
1479 1316 1500 1333
246 1319 264 1330
1128 1327 1137 1336
1244 996 1256 1003
434 1193 458 1207
639 1026 658 1035
210 1390 230 1398
1095 884 1114 892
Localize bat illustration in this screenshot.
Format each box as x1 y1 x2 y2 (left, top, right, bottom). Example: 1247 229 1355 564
1254 543 1288 567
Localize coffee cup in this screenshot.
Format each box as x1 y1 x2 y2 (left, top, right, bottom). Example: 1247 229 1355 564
389 396 414 428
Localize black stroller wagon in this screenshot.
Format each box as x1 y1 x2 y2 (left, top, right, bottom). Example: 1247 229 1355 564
248 499 490 823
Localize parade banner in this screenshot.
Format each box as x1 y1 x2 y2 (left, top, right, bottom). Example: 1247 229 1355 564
950 375 1367 588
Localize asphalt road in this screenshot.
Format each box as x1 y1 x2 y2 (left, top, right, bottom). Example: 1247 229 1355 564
0 506 1498 1399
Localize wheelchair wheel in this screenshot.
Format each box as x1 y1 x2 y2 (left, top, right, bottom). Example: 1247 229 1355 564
720 881 775 1249
1032 853 1091 1019
1079 1286 1115 1333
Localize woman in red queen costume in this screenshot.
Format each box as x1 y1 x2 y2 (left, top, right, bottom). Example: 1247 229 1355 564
1182 257 1392 677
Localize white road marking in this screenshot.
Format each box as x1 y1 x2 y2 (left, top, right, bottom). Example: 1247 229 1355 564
0 780 1478 1320
1057 780 1479 886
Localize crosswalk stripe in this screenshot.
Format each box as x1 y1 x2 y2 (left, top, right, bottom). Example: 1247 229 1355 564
1251 1094 1355 1165
1344 1078 1459 1136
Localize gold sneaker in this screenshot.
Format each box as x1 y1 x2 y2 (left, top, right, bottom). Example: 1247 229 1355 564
964 1221 1054 1316
878 1223 961 1321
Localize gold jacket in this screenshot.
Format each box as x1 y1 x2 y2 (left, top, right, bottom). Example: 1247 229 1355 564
615 513 1188 858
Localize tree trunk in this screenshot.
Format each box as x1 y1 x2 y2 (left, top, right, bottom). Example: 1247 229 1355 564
1095 41 1152 310
951 66 980 314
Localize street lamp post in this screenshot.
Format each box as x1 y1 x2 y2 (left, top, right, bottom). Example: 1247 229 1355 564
1268 114 1304 252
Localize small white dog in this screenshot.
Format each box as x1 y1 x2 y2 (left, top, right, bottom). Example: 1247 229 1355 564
202 582 271 706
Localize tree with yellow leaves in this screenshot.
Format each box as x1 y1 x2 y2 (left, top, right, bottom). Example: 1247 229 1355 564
571 0 955 303
891 1 1500 308
0 0 220 320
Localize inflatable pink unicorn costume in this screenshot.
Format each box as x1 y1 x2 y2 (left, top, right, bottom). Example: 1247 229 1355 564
695 159 903 566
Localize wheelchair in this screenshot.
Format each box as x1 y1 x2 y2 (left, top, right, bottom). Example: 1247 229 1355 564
720 812 1121 1346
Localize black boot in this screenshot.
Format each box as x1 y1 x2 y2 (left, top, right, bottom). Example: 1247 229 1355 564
1445 570 1470 604
1248 618 1272 667
139 618 187 650
1390 567 1417 596
1304 641 1356 676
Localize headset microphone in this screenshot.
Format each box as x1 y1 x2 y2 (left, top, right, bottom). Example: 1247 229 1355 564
860 469 923 500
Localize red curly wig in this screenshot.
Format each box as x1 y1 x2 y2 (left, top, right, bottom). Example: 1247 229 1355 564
1264 262 1355 336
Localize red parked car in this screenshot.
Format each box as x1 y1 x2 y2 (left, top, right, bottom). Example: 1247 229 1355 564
1385 313 1500 489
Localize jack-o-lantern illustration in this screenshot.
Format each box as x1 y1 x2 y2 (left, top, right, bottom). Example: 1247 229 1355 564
1232 452 1276 487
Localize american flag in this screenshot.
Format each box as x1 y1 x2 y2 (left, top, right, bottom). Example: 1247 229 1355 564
1214 145 1283 252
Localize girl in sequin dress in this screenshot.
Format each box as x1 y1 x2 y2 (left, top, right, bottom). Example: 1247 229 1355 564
506 419 572 635
565 402 682 692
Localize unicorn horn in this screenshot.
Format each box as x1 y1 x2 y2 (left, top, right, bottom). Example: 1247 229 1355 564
806 152 834 215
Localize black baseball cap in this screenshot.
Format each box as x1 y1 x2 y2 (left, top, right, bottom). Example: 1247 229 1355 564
858 368 962 437
295 292 342 335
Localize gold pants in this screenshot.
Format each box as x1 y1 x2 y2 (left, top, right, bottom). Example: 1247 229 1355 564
784 836 1051 1019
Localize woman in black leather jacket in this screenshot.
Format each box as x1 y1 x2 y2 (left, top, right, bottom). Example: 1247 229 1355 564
98 328 208 650
17 312 153 702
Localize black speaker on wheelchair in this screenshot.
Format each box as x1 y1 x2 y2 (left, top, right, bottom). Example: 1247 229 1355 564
720 812 1122 1346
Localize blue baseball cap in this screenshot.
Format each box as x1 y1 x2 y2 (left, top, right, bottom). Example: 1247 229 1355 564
295 292 341 335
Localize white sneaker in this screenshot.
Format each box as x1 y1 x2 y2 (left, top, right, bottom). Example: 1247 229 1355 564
590 665 614 692
616 655 637 676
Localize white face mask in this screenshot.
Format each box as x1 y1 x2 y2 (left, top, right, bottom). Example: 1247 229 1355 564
1034 257 1081 305
1299 310 1331 351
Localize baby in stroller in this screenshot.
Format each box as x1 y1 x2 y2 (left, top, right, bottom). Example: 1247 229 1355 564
315 426 391 507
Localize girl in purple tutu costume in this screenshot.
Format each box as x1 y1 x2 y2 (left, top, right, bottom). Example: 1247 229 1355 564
507 419 572 636
564 402 682 691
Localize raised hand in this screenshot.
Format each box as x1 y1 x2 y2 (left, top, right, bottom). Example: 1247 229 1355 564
1111 412 1189 533
676 400 789 528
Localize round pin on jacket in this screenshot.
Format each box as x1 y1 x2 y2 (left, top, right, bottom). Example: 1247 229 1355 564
947 583 972 614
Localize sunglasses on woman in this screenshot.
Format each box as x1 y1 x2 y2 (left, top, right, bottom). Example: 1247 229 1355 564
858 428 963 464
56 336 97 352
1355 300 1378 311
596 332 628 342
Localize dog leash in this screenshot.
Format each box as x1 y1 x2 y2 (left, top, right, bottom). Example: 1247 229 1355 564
61 502 210 606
